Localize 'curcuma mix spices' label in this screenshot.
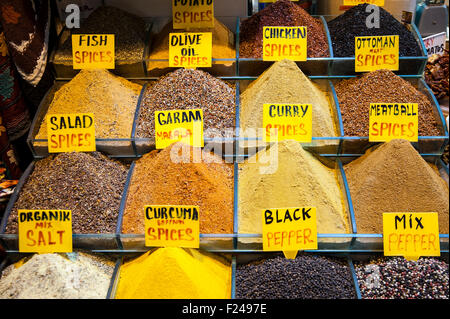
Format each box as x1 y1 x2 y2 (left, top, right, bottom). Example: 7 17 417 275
355 35 399 72
169 33 212 68
144 205 200 248
72 34 115 69
263 26 307 61
172 0 214 29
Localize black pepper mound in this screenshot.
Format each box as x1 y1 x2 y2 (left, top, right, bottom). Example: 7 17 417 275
355 257 449 299
5 152 128 234
327 4 422 57
236 255 357 299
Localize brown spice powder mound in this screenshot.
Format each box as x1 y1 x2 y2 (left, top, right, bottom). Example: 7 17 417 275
345 139 449 234
334 69 441 137
122 143 234 234
239 0 329 58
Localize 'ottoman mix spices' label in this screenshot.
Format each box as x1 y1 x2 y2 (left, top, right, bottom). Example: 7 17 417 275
369 103 418 142
18 210 72 253
355 35 399 72
263 26 307 61
72 34 115 69
46 113 96 153
169 33 212 68
144 205 200 248
383 212 440 261
343 0 384 6
263 103 312 143
154 109 204 149
262 207 317 259
172 0 214 29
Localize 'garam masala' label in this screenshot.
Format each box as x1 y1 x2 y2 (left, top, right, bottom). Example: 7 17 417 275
263 26 307 61
72 34 115 69
169 32 212 68
172 0 214 29
355 35 399 72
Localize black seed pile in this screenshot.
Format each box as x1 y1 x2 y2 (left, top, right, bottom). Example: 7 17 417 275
355 257 449 299
236 255 357 299
327 4 422 57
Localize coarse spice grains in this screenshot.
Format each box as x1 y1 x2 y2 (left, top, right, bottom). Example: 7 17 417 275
239 0 329 58
355 257 449 299
344 139 449 234
236 255 356 299
122 143 233 234
136 68 235 138
0 252 115 299
334 69 441 137
5 152 128 234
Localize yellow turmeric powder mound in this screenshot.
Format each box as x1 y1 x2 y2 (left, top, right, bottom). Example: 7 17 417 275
115 248 231 299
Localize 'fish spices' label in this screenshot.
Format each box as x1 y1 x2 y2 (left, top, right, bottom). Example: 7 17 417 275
263 26 307 61
383 212 440 261
369 103 418 142
169 33 212 68
18 210 72 253
144 205 200 248
46 113 96 153
172 0 214 29
72 34 115 69
355 35 399 72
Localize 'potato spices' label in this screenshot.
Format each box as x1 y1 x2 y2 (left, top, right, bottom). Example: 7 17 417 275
172 0 214 29
263 103 312 143
263 26 307 61
355 35 399 72
169 32 212 68
383 212 440 261
18 210 72 253
144 205 200 248
72 34 115 69
262 207 317 259
46 113 96 153
369 103 418 142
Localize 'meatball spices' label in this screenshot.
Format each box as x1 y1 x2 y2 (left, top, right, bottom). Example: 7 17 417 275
154 109 204 149
262 103 312 143
169 32 212 68
369 103 418 142
72 34 115 69
144 205 200 248
172 0 214 29
262 207 317 259
263 26 307 61
355 35 399 72
18 210 72 253
344 0 384 6
46 113 96 153
383 212 440 261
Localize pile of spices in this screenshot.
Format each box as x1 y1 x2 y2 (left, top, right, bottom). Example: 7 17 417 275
344 139 449 234
443 145 449 165
53 6 147 65
35 69 142 141
115 247 231 299
239 0 329 58
355 257 449 299
238 140 350 236
0 252 114 299
240 59 338 138
425 51 449 100
147 18 235 71
327 3 422 57
136 68 235 138
236 254 356 299
5 152 128 234
334 69 441 137
122 143 233 234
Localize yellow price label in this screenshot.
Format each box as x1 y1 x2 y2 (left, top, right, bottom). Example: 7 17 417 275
263 26 307 61
369 103 418 142
72 34 115 69
383 213 440 261
169 32 212 68
154 109 204 149
262 207 317 259
172 0 214 29
18 210 72 253
355 35 399 72
46 113 96 153
144 205 200 248
263 104 312 143
344 0 384 6
260 0 298 2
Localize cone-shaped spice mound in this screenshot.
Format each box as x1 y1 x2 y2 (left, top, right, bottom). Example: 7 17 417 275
345 139 449 234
